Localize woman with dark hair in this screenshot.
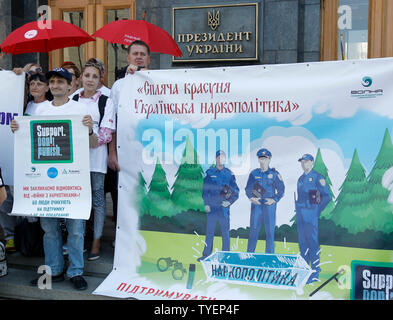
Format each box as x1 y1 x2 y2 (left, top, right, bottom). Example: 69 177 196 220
24 72 51 116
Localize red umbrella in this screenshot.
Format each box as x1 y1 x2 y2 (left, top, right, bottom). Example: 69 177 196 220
0 20 95 55
92 20 182 57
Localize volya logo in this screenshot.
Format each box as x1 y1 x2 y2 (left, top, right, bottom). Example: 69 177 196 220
351 76 383 99
361 76 372 87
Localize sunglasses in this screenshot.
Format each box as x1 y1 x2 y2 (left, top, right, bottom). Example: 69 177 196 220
27 67 43 75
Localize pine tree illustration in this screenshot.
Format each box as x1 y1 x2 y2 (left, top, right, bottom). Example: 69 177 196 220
331 149 372 234
366 129 393 234
171 136 205 214
313 148 335 220
134 171 149 216
146 158 175 218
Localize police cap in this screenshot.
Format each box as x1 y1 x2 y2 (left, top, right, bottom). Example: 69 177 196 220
298 154 314 162
216 150 226 158
257 148 272 158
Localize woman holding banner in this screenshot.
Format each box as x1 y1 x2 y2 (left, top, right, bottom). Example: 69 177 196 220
73 58 115 261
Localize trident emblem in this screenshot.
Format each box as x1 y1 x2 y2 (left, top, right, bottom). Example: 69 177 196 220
207 9 220 31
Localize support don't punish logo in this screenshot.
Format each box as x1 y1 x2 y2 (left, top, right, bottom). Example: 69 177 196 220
31 120 73 163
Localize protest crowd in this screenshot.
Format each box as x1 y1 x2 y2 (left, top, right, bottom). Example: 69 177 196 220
0 40 151 291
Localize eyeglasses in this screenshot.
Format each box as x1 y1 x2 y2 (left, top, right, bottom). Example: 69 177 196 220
27 67 43 75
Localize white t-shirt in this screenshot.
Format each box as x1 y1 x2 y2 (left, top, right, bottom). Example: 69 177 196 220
110 77 126 116
24 100 49 116
72 85 111 100
77 91 116 174
35 99 89 116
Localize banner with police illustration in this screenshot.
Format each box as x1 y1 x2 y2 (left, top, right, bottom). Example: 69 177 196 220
11 115 91 220
94 58 393 300
0 71 25 186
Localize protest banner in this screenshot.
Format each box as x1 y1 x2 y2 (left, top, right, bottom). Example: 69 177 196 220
0 71 25 185
11 115 91 220
94 58 393 300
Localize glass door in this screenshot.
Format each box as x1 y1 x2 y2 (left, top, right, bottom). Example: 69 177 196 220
48 0 136 88
96 1 136 87
337 0 369 60
106 8 130 87
62 10 85 70
48 0 93 71
321 0 393 60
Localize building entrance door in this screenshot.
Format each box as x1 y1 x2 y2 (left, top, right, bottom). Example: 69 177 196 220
48 0 135 87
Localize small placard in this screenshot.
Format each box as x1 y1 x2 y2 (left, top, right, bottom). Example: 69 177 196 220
351 260 393 300
30 120 73 163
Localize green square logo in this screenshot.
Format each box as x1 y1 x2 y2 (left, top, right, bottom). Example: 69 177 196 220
351 260 393 300
30 120 73 164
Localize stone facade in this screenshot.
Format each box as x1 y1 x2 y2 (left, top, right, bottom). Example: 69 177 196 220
0 0 12 69
139 0 321 70
0 0 321 70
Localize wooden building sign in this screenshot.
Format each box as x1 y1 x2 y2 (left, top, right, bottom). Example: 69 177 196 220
172 3 259 62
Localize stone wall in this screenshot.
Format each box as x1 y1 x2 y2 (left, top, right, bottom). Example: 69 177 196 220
137 0 321 70
0 0 321 71
0 0 12 69
0 0 41 70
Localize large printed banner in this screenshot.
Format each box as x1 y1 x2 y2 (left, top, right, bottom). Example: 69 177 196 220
94 58 393 300
11 115 91 220
0 71 25 185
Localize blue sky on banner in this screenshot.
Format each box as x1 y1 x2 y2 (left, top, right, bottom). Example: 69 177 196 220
136 109 392 174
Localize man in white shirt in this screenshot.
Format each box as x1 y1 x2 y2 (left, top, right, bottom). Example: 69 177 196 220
107 41 151 228
109 40 151 171
11 67 96 290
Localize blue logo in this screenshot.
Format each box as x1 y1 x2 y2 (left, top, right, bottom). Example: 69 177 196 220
361 76 373 87
47 167 58 179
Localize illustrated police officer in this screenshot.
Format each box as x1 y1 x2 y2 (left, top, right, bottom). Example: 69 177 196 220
198 150 239 262
295 154 331 283
245 148 285 254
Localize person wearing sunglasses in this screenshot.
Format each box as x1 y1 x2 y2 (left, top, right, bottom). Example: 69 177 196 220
23 63 42 76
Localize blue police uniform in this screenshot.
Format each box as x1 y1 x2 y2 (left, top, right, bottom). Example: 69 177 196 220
200 163 239 260
245 149 285 254
296 155 331 282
